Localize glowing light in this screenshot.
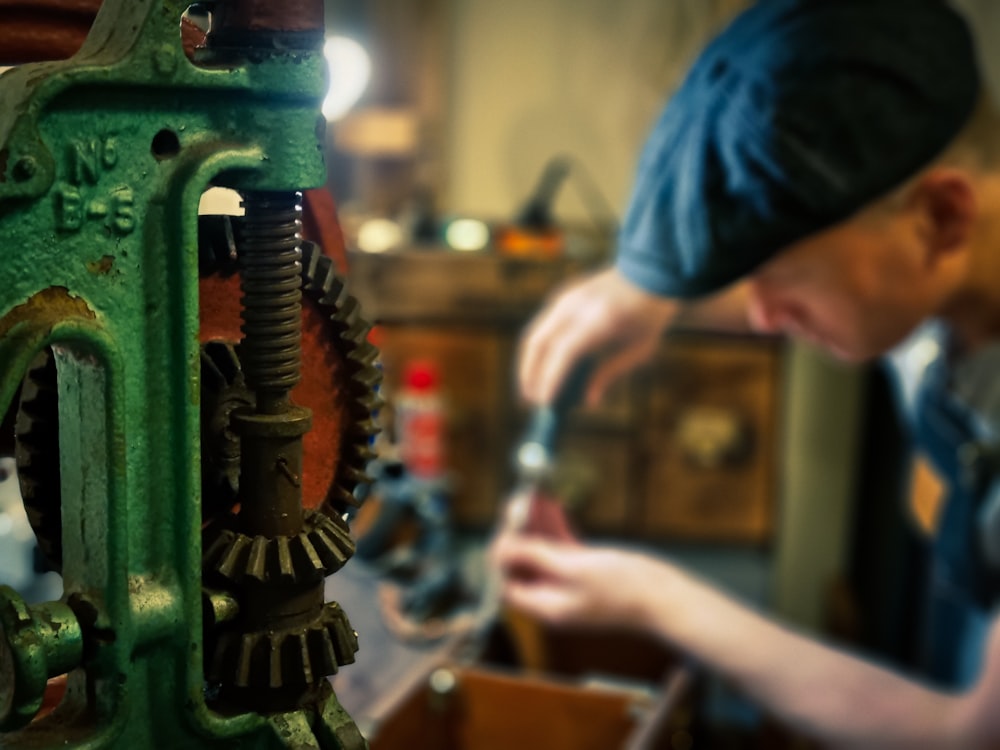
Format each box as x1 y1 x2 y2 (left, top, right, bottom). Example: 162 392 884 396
444 219 490 252
199 187 244 216
324 36 372 122
357 218 404 254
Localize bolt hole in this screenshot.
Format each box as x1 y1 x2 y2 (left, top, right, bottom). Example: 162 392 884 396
151 129 181 160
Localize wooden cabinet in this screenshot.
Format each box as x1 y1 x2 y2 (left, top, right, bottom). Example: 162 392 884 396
638 336 782 543
348 249 784 542
549 334 782 542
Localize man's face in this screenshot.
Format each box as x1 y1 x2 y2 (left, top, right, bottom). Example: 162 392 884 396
744 210 948 362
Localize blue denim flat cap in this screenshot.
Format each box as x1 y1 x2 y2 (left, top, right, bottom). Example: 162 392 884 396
616 0 980 299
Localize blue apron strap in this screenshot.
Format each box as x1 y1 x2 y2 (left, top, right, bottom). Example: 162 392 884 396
912 359 996 686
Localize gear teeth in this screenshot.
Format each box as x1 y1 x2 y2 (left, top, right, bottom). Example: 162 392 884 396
215 533 251 580
343 322 374 351
202 341 243 388
236 632 258 688
200 241 377 705
349 444 377 467
324 486 362 513
318 279 347 310
203 510 356 586
339 465 370 486
330 296 361 327
300 241 324 286
297 534 324 573
200 342 251 516
298 242 383 515
308 513 355 571
353 378 381 403
209 601 358 689
334 477 370 503
246 536 270 581
14 350 63 571
300 242 343 300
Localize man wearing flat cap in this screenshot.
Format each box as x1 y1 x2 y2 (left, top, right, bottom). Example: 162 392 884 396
495 0 1000 745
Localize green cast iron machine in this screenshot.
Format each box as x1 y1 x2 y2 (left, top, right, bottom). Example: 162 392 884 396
0 1 379 747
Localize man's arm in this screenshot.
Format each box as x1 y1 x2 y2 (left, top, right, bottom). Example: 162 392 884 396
495 536 1000 749
672 280 753 333
519 268 753 406
651 562 982 749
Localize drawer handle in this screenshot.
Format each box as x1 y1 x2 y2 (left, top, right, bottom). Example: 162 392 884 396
674 406 751 469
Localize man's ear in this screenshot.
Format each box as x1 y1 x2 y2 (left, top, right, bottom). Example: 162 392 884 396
909 168 977 262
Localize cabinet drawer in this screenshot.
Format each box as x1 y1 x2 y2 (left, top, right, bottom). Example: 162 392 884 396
559 431 637 534
639 336 782 543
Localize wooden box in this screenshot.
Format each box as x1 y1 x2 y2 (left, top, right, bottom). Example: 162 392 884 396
369 665 645 750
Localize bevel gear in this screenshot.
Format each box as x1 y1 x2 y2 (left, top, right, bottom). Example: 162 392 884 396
207 600 358 690
202 508 355 586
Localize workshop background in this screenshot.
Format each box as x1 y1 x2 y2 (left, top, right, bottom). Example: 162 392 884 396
1 0 998 748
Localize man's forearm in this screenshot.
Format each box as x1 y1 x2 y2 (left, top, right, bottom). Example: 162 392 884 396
643 564 971 749
672 281 753 332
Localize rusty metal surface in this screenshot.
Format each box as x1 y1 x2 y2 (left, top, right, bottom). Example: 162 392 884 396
0 0 327 67
0 0 102 64
210 0 325 34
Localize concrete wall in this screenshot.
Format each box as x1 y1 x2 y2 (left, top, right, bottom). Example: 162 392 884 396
956 0 1000 100
443 0 748 223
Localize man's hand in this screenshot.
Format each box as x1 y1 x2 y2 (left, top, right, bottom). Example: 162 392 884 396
491 532 996 750
519 267 678 406
491 534 670 631
499 488 578 542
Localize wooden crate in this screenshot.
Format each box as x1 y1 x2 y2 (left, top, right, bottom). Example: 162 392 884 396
369 666 643 750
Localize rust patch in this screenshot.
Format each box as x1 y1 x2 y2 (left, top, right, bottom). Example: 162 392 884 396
214 0 324 33
0 286 96 339
86 255 114 275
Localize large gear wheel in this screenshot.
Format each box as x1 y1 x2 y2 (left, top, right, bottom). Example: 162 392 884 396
11 220 380 572
12 352 62 571
198 226 381 519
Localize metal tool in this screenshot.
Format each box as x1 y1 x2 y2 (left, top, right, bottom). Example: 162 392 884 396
456 360 595 659
0 2 379 748
513 360 594 493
